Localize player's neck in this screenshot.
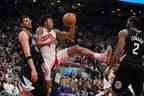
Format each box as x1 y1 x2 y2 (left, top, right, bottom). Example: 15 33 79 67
21 27 31 36
21 27 30 32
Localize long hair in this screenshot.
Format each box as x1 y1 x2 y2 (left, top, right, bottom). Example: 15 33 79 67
39 15 52 27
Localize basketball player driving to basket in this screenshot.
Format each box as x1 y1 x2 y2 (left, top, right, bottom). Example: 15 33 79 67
36 13 112 95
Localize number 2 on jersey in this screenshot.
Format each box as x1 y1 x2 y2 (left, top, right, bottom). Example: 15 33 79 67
132 42 140 55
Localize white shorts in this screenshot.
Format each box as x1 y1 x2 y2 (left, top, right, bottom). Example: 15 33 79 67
42 48 69 81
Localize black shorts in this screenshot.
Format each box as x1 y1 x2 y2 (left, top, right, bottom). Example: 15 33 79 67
19 60 47 96
112 61 144 96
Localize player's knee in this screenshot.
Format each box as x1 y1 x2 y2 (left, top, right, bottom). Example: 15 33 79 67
72 45 87 52
71 45 81 49
67 45 81 54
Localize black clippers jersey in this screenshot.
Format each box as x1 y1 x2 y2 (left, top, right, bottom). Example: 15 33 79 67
123 28 144 63
17 31 43 72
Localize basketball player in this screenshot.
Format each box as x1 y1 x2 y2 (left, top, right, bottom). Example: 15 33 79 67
18 15 47 96
109 16 144 96
36 15 112 95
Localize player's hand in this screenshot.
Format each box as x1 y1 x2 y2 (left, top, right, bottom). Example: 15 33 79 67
103 67 111 77
31 69 38 82
43 64 49 73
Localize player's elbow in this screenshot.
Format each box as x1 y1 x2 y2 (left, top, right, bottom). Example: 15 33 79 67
23 50 31 57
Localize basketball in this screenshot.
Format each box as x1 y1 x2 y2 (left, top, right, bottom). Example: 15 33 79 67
63 13 76 26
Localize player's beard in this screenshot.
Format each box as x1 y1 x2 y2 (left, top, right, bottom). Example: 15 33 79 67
25 25 32 30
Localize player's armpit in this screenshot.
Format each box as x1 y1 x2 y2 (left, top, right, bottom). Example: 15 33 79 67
36 27 43 36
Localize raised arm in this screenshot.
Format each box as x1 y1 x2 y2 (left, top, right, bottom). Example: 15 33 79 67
56 23 76 42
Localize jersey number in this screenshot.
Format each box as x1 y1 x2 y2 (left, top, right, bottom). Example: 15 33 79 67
132 42 140 55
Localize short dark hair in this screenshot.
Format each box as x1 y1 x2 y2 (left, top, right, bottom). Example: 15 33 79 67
127 16 142 30
19 15 30 24
39 15 53 27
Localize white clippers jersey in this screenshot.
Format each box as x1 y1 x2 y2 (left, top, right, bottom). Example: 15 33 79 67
40 28 57 65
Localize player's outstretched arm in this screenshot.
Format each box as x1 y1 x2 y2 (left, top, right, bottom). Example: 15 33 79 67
56 13 76 41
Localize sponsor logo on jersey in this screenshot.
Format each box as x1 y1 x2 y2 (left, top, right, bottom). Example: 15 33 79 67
114 81 122 89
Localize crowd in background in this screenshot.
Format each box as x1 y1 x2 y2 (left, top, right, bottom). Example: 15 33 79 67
0 0 116 95
1 15 144 96
0 15 116 96
1 0 144 95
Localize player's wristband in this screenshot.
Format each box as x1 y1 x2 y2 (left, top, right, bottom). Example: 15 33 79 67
26 56 32 60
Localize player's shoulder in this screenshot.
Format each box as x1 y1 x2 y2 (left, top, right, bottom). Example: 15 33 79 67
19 30 28 37
18 30 29 41
120 29 128 33
119 29 128 37
36 27 47 35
